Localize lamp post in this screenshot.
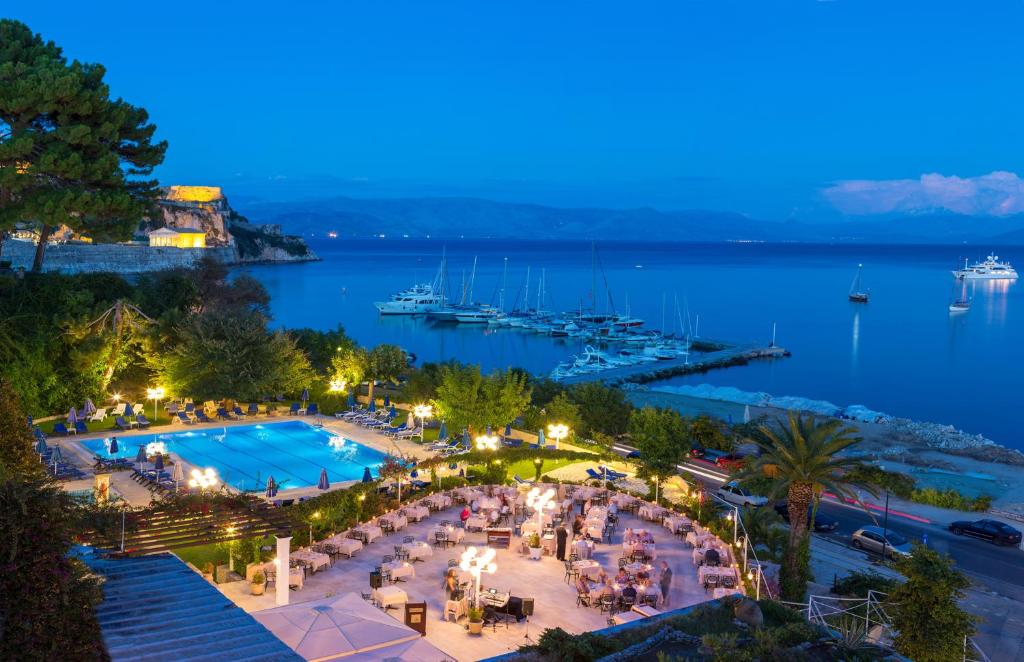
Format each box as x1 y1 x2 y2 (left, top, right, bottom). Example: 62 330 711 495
533 458 542 482
146 386 165 421
188 467 219 493
546 423 569 450
413 404 433 442
309 510 320 545
475 434 500 451
526 486 556 538
726 506 739 542
460 546 497 608
328 379 346 394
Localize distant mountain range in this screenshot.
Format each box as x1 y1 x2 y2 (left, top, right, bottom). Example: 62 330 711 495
236 195 1024 244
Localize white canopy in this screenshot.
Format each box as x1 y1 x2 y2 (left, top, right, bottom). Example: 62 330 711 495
253 592 421 661
344 637 455 662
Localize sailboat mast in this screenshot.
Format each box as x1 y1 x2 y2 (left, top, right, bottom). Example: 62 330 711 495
524 266 531 313
591 241 597 314
468 256 478 305
500 257 508 312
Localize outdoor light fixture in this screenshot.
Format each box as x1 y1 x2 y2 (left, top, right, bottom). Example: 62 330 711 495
146 386 166 419
309 511 321 543
328 379 346 393
460 546 497 607
413 404 433 441
546 423 569 449
526 486 557 536
475 434 500 451
188 467 219 491
111 392 122 403
145 441 167 457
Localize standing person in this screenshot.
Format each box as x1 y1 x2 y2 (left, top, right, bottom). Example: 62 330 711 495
460 505 470 524
658 561 673 607
555 522 568 561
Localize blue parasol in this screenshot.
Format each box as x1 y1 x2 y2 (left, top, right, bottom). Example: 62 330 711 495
368 400 377 413
389 405 397 418
67 407 78 425
301 388 310 406
266 475 278 498
124 403 135 418
486 424 492 434
84 399 97 416
410 469 418 479
438 421 448 440
462 429 469 446
538 428 545 446
51 445 63 466
35 436 47 455
504 423 512 437
154 454 164 473
109 437 119 454
317 467 330 490
384 395 390 408
361 466 373 483
348 391 356 408
135 444 147 465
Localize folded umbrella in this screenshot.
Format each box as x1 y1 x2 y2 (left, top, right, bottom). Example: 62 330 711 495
35 436 47 455
84 399 97 416
317 467 330 490
67 407 78 425
438 421 448 440
51 445 64 466
504 423 512 437
266 475 278 498
124 403 135 418
390 404 397 418
154 453 164 473
347 391 356 408
384 395 390 408
368 400 377 413
173 462 185 490
108 437 119 454
361 466 373 483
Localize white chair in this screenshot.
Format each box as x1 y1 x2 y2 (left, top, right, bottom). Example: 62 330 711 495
89 408 108 422
111 403 126 417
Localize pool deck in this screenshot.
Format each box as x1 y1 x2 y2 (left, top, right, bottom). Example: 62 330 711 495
57 414 435 507
216 500 717 662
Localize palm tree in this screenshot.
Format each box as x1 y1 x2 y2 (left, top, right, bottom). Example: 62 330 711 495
736 413 871 601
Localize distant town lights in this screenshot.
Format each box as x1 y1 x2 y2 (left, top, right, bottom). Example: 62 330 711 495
475 434 500 451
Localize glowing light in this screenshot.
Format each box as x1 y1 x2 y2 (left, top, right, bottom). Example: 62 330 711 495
413 404 433 419
546 423 569 449
475 434 500 451
111 392 122 403
460 546 498 607
146 387 166 400
328 379 346 393
526 486 557 534
145 441 167 456
188 467 219 491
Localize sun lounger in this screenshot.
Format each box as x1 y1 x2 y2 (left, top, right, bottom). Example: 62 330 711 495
513 474 533 485
195 410 212 423
288 403 300 415
111 403 127 417
53 423 69 436
136 414 152 429
177 411 195 425
306 403 318 416
247 403 259 416
184 402 195 413
74 420 88 434
232 406 247 418
586 468 604 481
89 408 107 422
217 407 235 420
115 416 133 431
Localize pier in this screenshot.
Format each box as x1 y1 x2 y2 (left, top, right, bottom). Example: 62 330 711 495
557 342 790 385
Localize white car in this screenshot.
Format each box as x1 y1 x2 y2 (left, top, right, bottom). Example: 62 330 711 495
716 481 768 507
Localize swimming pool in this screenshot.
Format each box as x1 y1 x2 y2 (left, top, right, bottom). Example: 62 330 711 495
80 421 387 492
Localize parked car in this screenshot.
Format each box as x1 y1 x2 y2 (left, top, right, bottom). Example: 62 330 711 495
716 481 768 507
949 519 1022 546
774 501 839 532
850 526 912 559
715 454 747 472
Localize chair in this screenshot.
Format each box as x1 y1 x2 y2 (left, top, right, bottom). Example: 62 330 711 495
115 416 132 431
394 545 407 561
403 535 415 544
195 410 212 423
447 559 459 568
111 403 127 417
89 408 107 422
52 423 69 436
576 588 592 607
599 595 615 614
620 593 636 610
643 593 658 607
382 555 394 564
618 557 628 569
216 407 234 420
135 414 151 429
306 403 319 416
74 420 88 434
721 574 737 589
704 549 721 567
247 403 259 416
564 561 578 584
233 406 247 418
434 531 448 548
704 575 720 591
288 403 300 415
176 411 196 425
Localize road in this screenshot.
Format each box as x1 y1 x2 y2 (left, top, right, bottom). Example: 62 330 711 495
611 443 1024 598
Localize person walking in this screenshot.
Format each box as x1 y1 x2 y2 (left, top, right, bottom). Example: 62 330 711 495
555 522 569 560
658 561 673 607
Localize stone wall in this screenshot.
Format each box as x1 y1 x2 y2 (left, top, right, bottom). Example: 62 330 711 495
0 240 237 274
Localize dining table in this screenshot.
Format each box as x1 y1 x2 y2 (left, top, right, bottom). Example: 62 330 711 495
663 515 691 533
382 560 416 581
465 514 487 531
354 524 384 544
611 610 644 625
426 493 452 510
380 513 408 531
291 549 331 573
638 504 667 521
572 538 595 559
698 565 739 585
373 585 408 609
573 559 602 579
401 540 433 561
431 525 465 544
404 504 430 522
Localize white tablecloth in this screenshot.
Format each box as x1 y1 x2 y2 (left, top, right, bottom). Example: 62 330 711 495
686 531 714 547
466 515 487 530
572 539 595 559
664 515 691 533
427 493 452 509
355 524 384 543
382 560 416 581
573 559 602 579
381 513 408 531
404 505 430 521
334 537 362 557
624 562 652 576
698 566 738 584
638 505 667 521
402 541 433 560
292 549 331 572
611 610 644 624
431 526 465 544
374 585 408 608
623 542 657 559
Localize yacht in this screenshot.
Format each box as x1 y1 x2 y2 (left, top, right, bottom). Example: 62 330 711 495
848 264 869 303
374 283 442 315
954 255 1018 280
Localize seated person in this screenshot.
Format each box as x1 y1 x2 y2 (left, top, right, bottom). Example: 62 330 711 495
572 515 584 535
620 582 638 604
623 527 635 542
595 568 608 584
642 531 655 544
615 568 629 584
575 575 591 595
599 579 616 600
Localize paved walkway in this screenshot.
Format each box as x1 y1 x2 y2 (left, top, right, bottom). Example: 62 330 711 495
217 501 718 662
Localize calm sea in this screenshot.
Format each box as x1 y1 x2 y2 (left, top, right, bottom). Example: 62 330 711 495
241 240 1024 450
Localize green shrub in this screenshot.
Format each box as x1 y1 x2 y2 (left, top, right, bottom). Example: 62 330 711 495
833 570 901 598
910 487 992 512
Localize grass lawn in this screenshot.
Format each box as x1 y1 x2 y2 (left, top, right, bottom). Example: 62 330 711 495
38 407 177 435
175 535 276 572
501 456 580 482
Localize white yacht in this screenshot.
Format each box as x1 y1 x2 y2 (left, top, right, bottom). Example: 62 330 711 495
954 255 1018 280
374 283 442 315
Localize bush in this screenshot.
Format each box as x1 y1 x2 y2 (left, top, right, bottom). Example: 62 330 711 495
833 570 901 598
843 465 915 499
910 488 992 512
757 599 806 627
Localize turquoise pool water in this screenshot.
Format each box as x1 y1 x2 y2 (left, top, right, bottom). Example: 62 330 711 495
81 421 386 492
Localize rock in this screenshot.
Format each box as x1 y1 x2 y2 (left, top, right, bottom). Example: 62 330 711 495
733 597 764 629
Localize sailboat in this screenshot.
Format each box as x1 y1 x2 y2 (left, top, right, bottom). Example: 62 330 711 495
848 264 869 303
948 276 970 313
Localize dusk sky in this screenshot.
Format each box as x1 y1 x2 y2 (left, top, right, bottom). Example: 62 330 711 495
12 1 1024 217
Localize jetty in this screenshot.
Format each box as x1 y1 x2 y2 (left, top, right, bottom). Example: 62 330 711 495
557 342 790 386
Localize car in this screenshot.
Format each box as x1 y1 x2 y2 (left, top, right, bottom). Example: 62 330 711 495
716 481 768 507
774 501 839 532
625 450 641 459
715 454 747 472
850 526 912 559
689 447 706 459
949 519 1023 546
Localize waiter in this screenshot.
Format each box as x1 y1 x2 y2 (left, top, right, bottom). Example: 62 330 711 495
555 522 569 561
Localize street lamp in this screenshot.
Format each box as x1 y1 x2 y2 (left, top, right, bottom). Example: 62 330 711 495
475 434 500 451
526 486 556 538
460 546 497 608
188 467 219 492
725 506 739 542
546 423 569 450
309 510 320 544
146 386 165 420
328 379 346 393
413 404 433 442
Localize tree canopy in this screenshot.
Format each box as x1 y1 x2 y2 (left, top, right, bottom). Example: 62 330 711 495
432 364 531 433
365 343 406 402
628 406 687 482
569 382 633 437
0 19 167 270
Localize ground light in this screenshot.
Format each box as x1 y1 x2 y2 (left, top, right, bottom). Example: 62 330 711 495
460 546 497 608
413 404 433 441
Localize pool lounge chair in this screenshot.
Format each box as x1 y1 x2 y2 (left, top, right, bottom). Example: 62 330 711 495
586 468 605 481
247 403 259 416
53 422 70 436
176 411 196 425
115 416 133 431
136 414 152 429
111 403 127 417
513 474 533 485
195 410 212 423
306 403 319 416
232 406 247 418
74 420 88 435
216 407 236 420
288 403 300 415
89 408 108 422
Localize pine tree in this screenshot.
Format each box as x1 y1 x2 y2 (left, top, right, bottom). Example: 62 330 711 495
0 19 166 271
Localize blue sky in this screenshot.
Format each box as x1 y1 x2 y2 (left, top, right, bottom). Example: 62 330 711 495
11 1 1024 217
